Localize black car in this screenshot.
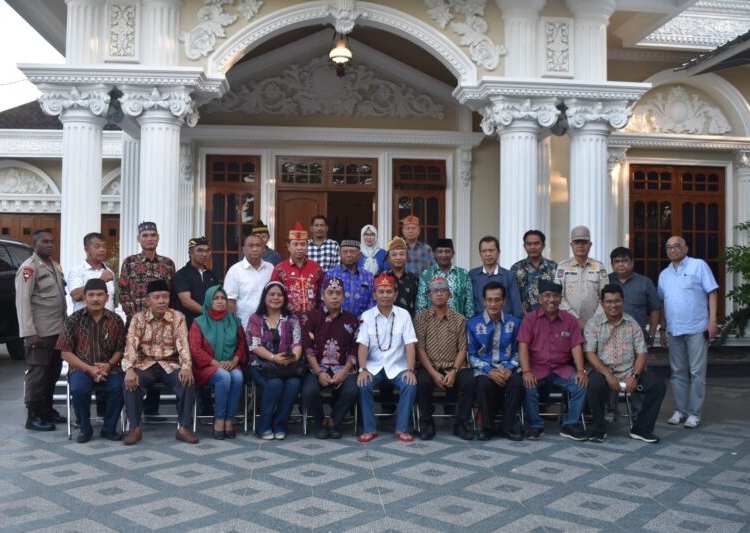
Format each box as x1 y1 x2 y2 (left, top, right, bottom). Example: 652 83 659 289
0 238 34 360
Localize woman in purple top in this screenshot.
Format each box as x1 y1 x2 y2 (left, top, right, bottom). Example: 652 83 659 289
246 281 303 440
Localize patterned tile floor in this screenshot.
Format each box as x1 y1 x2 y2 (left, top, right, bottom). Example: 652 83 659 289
1 353 749 532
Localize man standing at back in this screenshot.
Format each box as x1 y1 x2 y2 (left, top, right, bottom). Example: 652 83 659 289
67 232 115 312
658 236 718 429
510 230 558 314
252 220 282 266
173 236 218 331
608 247 659 343
416 238 474 318
401 215 435 276
224 233 274 327
469 235 522 317
325 238 375 317
307 215 339 272
555 225 608 329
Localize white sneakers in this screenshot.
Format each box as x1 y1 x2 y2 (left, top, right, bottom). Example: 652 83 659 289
667 411 685 425
667 411 701 428
684 415 701 428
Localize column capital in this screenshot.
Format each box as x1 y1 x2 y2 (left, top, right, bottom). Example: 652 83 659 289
734 151 750 172
607 146 628 165
480 96 558 135
38 85 111 117
119 86 200 126
565 98 631 131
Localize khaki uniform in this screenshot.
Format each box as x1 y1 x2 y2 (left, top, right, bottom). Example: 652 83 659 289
554 257 608 322
15 253 67 413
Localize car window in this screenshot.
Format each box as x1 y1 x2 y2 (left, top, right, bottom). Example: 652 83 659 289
0 245 13 272
6 243 32 267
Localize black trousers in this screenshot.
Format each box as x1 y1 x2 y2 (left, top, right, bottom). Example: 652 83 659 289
301 373 358 429
474 372 523 433
24 335 62 416
416 367 474 425
123 365 195 429
587 369 666 434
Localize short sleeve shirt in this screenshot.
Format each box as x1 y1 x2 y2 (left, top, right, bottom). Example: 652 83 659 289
517 308 584 380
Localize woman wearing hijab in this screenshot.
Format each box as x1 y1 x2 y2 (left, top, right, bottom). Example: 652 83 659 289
189 285 248 440
358 224 387 275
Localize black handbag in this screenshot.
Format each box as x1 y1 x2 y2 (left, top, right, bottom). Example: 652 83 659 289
260 330 306 379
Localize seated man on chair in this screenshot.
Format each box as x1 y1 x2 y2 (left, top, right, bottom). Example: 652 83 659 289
518 281 588 441
467 281 524 441
302 277 359 439
584 284 666 443
356 273 418 443
122 279 199 445
415 275 474 441
56 278 126 443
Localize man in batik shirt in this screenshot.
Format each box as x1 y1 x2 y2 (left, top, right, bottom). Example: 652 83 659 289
324 238 375 317
510 230 558 313
416 238 474 318
401 215 435 276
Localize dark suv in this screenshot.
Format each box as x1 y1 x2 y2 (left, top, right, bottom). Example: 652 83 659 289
0 238 34 360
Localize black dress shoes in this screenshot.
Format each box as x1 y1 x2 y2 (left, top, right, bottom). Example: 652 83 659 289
46 410 67 424
26 416 55 431
419 420 436 441
76 432 92 443
453 423 474 441
477 428 493 441
100 429 123 441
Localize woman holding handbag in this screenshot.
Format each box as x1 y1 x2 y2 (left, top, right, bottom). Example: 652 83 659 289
246 281 304 440
189 285 248 440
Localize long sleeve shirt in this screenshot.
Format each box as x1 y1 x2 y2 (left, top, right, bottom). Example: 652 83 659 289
467 311 520 376
123 308 191 373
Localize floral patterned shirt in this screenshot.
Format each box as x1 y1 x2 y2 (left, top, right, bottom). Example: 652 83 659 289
118 252 176 318
584 312 647 379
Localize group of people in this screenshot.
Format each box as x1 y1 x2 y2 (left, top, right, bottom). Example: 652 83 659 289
15 214 718 447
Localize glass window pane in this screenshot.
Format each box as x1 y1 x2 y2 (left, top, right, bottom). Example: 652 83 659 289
212 193 225 222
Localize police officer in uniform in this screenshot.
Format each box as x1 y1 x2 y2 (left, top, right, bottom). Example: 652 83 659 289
554 226 608 330
15 228 67 431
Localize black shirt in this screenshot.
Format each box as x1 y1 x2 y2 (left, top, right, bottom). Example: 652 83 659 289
172 261 219 329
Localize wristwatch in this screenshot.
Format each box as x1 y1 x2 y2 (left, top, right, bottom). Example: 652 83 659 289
358 367 368 373
631 372 641 380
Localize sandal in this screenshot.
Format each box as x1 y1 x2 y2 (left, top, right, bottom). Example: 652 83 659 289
395 431 414 443
357 432 378 443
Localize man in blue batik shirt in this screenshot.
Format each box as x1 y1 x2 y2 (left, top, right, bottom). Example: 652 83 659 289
324 239 375 318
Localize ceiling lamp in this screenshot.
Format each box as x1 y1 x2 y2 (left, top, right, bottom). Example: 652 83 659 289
329 31 352 77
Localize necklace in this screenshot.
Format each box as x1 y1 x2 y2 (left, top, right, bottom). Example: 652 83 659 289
375 312 394 351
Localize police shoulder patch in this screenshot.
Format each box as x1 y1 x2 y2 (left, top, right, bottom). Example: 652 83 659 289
22 267 34 281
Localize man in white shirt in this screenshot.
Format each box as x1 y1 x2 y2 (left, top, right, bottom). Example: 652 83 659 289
67 232 115 312
223 233 274 327
356 273 418 443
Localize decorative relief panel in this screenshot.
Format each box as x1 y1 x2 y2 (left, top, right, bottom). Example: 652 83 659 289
0 168 52 195
180 0 264 60
424 0 506 70
204 56 444 119
541 17 572 78
641 15 750 49
625 85 731 135
108 2 137 60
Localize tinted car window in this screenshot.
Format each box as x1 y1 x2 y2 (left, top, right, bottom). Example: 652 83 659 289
6 243 32 267
0 245 13 272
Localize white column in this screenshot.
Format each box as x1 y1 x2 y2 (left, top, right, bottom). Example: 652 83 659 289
568 121 610 261
455 146 472 269
141 0 181 65
607 147 628 250
120 86 197 264
137 111 184 263
498 121 541 265
565 0 616 81
65 0 105 64
537 136 552 241
736 152 750 246
497 0 545 78
58 110 107 273
481 97 558 265
119 132 141 260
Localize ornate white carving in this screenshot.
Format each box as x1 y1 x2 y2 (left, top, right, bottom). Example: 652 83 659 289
626 85 731 136
109 3 136 57
424 0 506 70
38 86 111 117
204 56 444 119
641 15 750 49
735 151 750 169
120 87 199 125
327 0 363 34
180 0 268 60
542 18 572 78
458 146 472 186
0 168 51 194
566 101 632 130
479 98 559 135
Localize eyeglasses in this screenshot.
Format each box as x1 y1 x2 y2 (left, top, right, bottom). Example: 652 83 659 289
665 244 683 251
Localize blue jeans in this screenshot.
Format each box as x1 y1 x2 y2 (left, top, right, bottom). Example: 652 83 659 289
523 372 586 429
246 366 301 435
69 370 124 435
667 331 708 418
208 368 244 422
359 369 416 433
